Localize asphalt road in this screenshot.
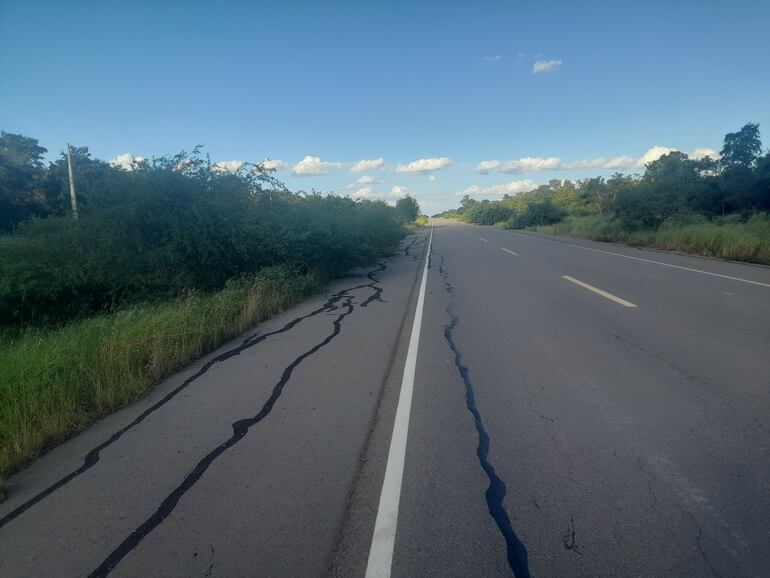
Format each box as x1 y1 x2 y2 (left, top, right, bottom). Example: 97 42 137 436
1 219 769 577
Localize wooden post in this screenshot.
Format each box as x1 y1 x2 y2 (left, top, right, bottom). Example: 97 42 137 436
66 143 79 220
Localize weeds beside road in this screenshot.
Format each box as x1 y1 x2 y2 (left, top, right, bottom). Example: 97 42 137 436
0 270 323 481
532 214 770 265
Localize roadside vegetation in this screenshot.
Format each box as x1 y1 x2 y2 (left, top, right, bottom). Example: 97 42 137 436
0 133 416 485
437 123 770 264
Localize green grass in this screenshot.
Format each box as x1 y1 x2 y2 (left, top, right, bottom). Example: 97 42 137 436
0 268 324 482
532 214 770 265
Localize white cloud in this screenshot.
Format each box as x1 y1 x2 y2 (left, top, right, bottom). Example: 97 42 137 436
474 160 501 174
390 185 409 197
500 157 561 173
356 175 379 185
560 156 637 170
212 160 244 173
350 158 384 173
109 153 145 170
689 147 719 160
260 159 288 171
637 146 720 166
350 186 372 198
483 55 501 62
472 146 717 174
292 155 342 176
460 179 537 197
428 175 437 181
532 59 562 74
639 146 676 166
396 157 452 174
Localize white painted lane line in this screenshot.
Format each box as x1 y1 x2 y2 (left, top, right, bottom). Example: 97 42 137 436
512 232 770 288
501 247 519 256
480 237 489 242
563 275 637 308
365 227 433 578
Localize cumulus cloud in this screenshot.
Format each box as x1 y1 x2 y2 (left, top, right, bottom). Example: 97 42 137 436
396 157 452 174
689 147 719 160
500 157 561 173
350 158 384 173
109 153 145 170
292 155 342 176
350 186 372 198
560 156 638 170
473 146 717 174
356 175 379 185
461 179 537 197
212 160 244 173
390 185 409 197
474 160 501 174
483 55 501 62
532 59 562 74
260 159 288 171
638 146 676 166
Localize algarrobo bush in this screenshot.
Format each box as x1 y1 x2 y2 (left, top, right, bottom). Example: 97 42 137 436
503 200 566 229
0 160 405 327
464 201 514 225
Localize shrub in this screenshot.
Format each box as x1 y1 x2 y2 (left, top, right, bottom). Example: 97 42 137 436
0 164 405 327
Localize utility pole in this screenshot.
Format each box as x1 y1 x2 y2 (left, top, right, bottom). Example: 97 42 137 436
66 143 79 220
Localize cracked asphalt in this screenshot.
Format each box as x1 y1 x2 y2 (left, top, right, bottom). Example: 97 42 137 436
1 220 769 577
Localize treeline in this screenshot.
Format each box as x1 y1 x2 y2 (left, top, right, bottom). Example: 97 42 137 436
0 133 412 327
440 123 770 232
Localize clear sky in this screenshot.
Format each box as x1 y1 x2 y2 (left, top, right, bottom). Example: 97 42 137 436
2 0 769 214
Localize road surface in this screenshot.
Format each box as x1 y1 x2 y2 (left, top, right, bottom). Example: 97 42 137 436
1 219 769 577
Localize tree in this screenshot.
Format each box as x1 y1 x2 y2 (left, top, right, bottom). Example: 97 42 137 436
458 194 478 214
395 195 420 222
0 132 49 231
718 124 763 212
720 123 762 171
754 151 770 211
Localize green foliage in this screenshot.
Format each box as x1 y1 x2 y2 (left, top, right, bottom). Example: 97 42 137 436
0 132 49 231
395 195 420 223
0 268 323 475
720 123 762 171
534 214 770 264
0 136 410 476
0 147 405 327
444 122 770 257
463 200 514 225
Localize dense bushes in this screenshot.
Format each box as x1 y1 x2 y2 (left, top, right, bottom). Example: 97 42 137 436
538 213 770 264
463 201 514 225
0 149 406 327
0 138 412 476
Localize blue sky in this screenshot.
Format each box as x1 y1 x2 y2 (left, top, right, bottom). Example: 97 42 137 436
2 0 769 213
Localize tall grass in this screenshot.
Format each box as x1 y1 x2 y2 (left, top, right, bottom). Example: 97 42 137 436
533 214 770 264
0 268 323 479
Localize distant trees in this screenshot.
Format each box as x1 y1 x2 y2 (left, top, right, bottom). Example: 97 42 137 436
459 194 479 214
442 122 769 230
395 195 420 222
